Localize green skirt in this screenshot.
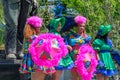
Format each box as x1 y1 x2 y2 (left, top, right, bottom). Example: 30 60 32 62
99 52 115 70
55 53 74 70
97 52 117 76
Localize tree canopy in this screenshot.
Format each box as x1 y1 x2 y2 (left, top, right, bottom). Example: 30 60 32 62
0 0 120 49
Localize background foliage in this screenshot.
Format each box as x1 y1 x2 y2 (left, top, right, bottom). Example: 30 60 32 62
0 1 4 46
61 0 120 49
0 0 120 49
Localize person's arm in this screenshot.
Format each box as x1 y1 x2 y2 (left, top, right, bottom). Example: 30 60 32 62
95 50 100 60
29 0 38 16
64 34 72 52
92 39 101 60
67 45 72 52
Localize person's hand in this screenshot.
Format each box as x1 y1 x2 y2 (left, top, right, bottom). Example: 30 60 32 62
67 45 72 52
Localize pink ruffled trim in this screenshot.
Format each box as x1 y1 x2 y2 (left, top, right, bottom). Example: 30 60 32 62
26 16 42 28
29 33 68 67
75 44 98 80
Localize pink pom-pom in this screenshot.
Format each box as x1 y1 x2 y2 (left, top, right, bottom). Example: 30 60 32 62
26 16 42 28
74 15 87 25
75 44 98 80
29 33 68 67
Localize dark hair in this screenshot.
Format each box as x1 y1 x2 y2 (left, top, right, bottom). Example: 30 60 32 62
61 16 76 33
94 33 108 43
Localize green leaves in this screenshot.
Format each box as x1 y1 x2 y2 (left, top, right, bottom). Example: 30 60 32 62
0 0 120 49
61 0 120 49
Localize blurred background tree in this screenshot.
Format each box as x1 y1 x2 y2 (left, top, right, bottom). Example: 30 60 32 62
0 0 120 49
0 1 4 47
61 0 120 49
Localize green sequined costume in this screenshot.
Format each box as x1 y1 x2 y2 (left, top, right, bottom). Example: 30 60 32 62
49 17 74 70
92 39 117 76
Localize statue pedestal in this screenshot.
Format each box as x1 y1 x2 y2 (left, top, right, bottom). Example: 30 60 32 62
0 50 73 80
0 50 51 80
0 50 5 59
0 59 26 80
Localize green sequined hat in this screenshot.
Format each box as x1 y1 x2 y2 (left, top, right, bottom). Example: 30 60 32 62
98 25 112 36
50 17 66 30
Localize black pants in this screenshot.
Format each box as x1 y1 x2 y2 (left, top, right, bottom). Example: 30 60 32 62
17 0 30 55
17 0 37 55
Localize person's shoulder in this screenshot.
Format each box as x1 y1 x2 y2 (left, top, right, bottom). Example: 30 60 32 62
107 38 113 47
107 38 112 43
85 35 92 39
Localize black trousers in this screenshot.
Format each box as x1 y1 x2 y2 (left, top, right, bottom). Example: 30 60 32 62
17 0 30 55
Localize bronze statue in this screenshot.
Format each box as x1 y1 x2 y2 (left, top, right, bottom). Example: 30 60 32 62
1 0 38 59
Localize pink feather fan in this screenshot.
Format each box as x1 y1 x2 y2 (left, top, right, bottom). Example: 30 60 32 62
29 33 68 67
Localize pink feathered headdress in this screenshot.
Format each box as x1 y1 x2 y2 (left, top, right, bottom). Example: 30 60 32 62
26 16 42 28
74 15 87 25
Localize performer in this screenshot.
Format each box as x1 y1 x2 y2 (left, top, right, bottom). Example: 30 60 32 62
19 16 45 80
64 15 97 80
47 17 74 80
92 25 118 80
